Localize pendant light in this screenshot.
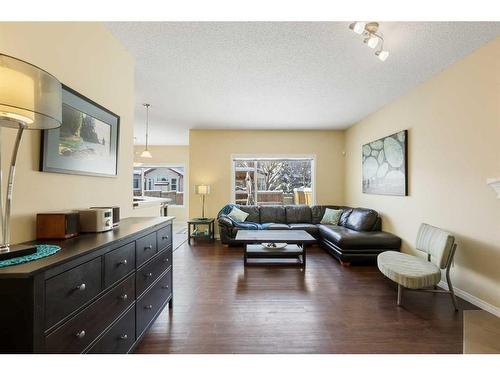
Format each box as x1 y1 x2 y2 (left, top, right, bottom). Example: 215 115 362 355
140 103 152 158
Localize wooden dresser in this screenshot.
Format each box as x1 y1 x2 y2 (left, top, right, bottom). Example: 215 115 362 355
0 217 174 353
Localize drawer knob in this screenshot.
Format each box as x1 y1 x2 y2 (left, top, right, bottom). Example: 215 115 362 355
120 294 128 300
75 283 86 291
162 285 169 289
75 330 86 339
119 334 128 340
162 236 169 240
145 304 153 310
119 259 128 265
145 272 153 278
164 258 169 263
144 245 153 250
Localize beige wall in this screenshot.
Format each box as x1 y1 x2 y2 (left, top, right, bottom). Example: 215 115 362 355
344 38 500 310
189 130 345 220
134 145 189 222
0 22 134 243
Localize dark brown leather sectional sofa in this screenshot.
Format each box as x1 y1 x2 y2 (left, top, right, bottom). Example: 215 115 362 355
217 204 401 265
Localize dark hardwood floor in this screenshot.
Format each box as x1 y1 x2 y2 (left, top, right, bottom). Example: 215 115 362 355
134 240 477 354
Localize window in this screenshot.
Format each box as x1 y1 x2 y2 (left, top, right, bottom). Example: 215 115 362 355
232 157 314 206
170 178 178 192
133 176 140 190
133 166 185 206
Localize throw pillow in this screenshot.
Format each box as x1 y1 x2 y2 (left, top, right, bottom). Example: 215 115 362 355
227 206 249 222
320 208 343 225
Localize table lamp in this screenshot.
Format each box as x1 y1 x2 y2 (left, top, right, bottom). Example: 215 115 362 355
195 184 211 219
0 54 62 260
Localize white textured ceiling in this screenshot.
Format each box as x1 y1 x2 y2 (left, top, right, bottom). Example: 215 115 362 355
105 22 500 145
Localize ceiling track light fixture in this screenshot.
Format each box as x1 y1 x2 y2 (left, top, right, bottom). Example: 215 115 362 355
140 103 153 158
349 22 390 61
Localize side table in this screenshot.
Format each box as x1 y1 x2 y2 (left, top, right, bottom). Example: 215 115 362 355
188 218 215 244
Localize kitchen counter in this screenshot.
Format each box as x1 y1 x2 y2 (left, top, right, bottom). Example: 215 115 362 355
133 196 171 209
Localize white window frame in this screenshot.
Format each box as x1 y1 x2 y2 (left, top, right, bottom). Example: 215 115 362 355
133 162 187 208
230 154 316 205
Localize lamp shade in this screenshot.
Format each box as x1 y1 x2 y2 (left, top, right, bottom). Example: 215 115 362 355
195 184 210 195
0 54 62 130
366 36 379 49
140 149 153 158
377 50 389 61
350 21 366 35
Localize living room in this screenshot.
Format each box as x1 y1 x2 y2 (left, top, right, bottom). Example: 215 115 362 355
0 0 499 372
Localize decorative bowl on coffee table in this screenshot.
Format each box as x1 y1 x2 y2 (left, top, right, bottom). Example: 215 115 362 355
262 243 287 249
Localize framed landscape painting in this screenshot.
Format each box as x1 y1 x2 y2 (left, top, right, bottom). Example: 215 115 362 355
41 85 119 177
362 130 408 196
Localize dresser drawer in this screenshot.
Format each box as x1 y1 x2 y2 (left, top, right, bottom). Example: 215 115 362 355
45 257 102 329
104 242 136 288
136 269 172 338
136 248 172 297
157 224 172 251
136 232 158 267
45 274 135 353
87 306 136 354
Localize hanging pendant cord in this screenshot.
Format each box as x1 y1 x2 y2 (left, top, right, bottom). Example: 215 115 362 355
145 104 150 150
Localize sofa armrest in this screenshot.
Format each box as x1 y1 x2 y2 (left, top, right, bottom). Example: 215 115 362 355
218 215 234 228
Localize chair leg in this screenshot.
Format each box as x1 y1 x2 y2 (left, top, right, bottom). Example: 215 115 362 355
446 273 459 312
397 284 403 306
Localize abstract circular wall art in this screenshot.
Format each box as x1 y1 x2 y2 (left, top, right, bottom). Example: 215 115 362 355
362 130 408 196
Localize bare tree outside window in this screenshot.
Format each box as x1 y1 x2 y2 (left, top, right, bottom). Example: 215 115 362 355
233 158 313 206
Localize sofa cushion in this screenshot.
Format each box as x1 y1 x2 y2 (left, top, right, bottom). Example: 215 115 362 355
260 205 286 224
266 223 290 230
237 205 260 223
289 223 319 235
377 251 441 289
320 208 343 225
227 206 249 222
339 208 353 226
344 208 378 231
311 205 345 224
285 205 312 224
318 224 401 250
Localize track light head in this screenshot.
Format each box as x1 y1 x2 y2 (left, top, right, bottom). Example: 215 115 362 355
365 36 379 49
349 21 366 35
376 50 389 61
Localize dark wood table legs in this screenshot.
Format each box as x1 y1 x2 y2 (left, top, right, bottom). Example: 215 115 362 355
243 243 307 268
188 218 215 244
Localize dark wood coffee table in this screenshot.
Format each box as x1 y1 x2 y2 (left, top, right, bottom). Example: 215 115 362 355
235 230 316 267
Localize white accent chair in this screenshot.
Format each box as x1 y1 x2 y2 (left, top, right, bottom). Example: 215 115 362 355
377 223 458 311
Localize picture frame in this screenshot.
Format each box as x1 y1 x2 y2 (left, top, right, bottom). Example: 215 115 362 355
362 130 408 196
40 85 120 177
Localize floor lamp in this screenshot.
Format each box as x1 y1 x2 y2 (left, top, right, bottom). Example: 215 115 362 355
0 54 62 260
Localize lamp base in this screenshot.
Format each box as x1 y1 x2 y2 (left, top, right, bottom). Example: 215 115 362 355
0 244 37 261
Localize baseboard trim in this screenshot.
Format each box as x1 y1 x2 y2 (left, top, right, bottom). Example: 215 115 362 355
438 281 500 318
